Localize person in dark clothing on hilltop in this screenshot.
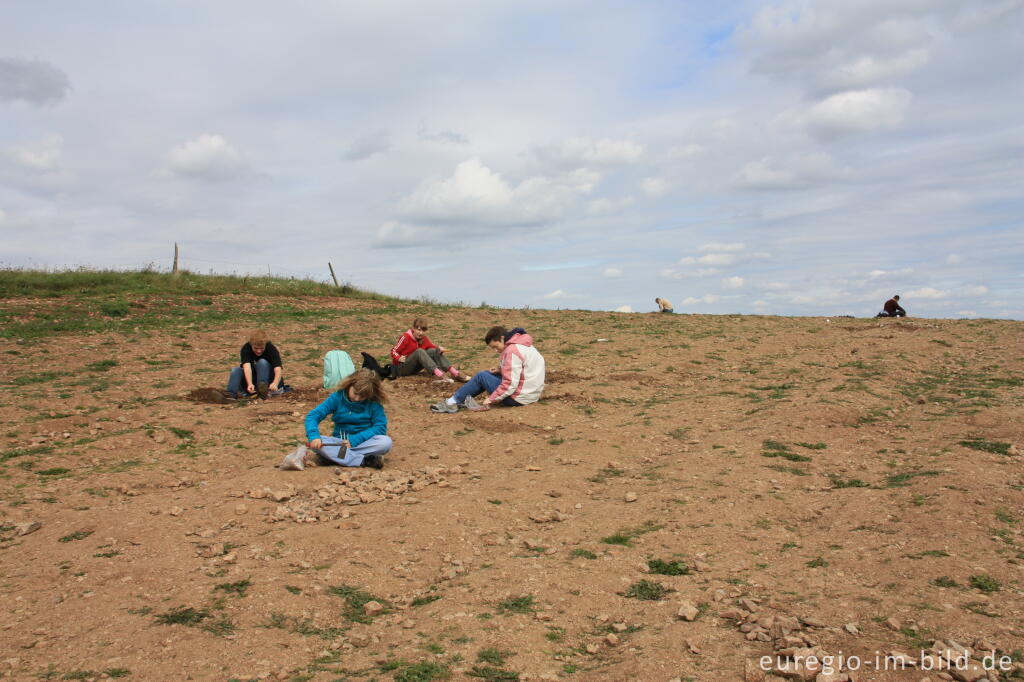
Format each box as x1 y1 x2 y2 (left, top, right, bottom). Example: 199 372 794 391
226 329 284 398
876 295 907 318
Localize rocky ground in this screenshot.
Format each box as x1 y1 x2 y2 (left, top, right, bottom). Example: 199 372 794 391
0 294 1022 681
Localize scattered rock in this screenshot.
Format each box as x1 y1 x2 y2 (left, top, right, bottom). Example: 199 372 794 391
605 633 619 647
843 623 859 635
677 601 699 622
624 492 638 503
15 521 42 536
363 601 384 616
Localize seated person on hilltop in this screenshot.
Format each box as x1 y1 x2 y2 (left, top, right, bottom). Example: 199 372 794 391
364 317 468 383
655 297 674 313
226 329 283 399
876 295 907 318
431 326 545 413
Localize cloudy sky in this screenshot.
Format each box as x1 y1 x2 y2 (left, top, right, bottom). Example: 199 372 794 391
2 1 1022 318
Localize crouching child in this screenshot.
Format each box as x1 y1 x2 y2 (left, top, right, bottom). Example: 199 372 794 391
304 369 392 468
431 326 545 413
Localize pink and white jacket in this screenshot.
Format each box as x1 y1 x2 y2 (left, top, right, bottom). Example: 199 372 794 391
490 332 545 405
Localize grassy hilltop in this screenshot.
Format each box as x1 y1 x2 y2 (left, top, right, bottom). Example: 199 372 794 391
0 269 1022 681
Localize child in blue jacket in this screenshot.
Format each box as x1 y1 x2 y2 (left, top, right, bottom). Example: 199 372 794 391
304 369 392 468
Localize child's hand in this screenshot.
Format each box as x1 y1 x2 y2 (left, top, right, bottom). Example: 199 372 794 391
309 438 322 449
246 383 256 394
341 439 350 448
438 346 447 353
488 366 498 374
398 354 407 363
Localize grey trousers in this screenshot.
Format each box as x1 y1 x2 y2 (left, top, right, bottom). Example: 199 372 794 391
396 348 451 377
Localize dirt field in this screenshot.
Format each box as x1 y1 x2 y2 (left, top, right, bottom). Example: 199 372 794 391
1 294 1022 681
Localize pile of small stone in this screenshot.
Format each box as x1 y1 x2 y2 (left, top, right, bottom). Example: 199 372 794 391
264 465 465 523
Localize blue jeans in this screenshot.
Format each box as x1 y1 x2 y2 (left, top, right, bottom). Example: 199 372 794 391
315 435 393 466
452 371 521 407
227 359 276 394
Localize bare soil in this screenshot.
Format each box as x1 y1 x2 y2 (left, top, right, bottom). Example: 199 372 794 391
1 297 1022 681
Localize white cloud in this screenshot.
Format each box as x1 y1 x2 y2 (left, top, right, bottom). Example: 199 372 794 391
533 136 644 168
640 177 670 197
682 294 721 305
733 152 850 189
760 281 790 291
417 124 469 145
946 253 963 265
342 130 390 161
964 285 988 296
724 276 745 289
398 158 594 226
603 268 623 278
698 242 745 253
681 253 737 266
8 134 63 172
0 57 71 106
166 134 248 180
542 289 567 299
906 287 948 299
586 195 634 215
0 208 6 225
790 295 814 304
613 305 633 313
805 88 912 137
955 310 978 318
825 49 930 91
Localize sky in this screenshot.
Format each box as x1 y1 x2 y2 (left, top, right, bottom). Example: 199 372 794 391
1 0 1022 318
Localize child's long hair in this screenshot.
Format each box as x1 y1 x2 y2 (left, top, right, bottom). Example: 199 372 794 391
337 369 387 404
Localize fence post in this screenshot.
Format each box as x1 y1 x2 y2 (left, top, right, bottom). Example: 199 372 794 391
172 243 180 277
328 262 340 288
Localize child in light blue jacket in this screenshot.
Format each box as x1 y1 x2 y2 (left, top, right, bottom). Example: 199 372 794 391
304 369 392 468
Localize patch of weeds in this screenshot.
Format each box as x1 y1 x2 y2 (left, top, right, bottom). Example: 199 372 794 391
600 520 661 546
795 442 827 450
411 594 442 607
1 444 54 463
85 359 118 372
284 585 302 594
587 465 625 483
545 626 565 642
36 467 71 477
476 648 512 665
995 507 1018 524
647 558 689 575
92 550 121 558
962 601 1001 618
570 548 598 560
100 300 130 317
103 670 130 679
761 441 811 462
214 579 251 597
454 428 475 437
765 464 810 476
666 427 689 440
931 576 958 588
201 616 236 637
391 660 450 682
622 579 673 601
885 470 941 488
830 476 869 489
959 439 1012 456
968 574 1001 593
154 606 209 627
168 427 194 440
466 666 518 681
495 595 536 615
58 530 93 543
328 583 389 623
806 557 829 568
548 437 564 445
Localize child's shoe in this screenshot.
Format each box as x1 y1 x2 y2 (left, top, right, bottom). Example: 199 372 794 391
257 381 270 399
362 454 384 469
452 371 471 383
464 396 490 412
430 401 459 414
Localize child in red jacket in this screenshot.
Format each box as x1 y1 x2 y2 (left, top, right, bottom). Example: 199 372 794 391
385 318 467 382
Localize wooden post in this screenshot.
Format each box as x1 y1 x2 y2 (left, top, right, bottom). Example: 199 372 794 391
328 262 339 288
172 242 180 277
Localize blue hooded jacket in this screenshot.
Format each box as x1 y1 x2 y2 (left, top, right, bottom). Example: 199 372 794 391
304 390 387 447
